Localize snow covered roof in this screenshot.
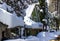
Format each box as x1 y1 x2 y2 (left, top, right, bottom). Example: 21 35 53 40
24 17 43 29
0 8 24 28
24 3 43 29
25 2 39 18
54 30 60 35
25 4 36 18
0 2 8 10
25 36 40 41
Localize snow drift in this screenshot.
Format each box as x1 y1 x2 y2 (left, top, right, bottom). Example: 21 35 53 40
25 4 35 18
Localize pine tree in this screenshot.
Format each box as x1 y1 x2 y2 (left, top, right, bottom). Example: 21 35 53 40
38 0 46 22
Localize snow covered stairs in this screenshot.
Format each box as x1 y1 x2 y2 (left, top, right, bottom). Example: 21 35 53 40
0 8 24 28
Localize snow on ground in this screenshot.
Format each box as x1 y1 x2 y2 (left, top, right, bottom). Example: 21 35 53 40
25 2 39 18
37 32 58 41
53 30 60 35
25 36 40 41
0 8 24 28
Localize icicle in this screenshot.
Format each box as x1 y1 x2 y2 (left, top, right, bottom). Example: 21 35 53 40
21 27 24 38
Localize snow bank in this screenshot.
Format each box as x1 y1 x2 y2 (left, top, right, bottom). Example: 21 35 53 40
4 36 40 41
37 32 58 41
0 8 24 28
25 36 40 41
54 30 60 35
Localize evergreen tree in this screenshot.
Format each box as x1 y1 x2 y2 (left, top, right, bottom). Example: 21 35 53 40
38 0 46 22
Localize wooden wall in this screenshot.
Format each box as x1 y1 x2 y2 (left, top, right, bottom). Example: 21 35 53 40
0 22 8 41
24 28 42 36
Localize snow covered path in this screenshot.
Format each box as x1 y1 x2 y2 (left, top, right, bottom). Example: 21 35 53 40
24 17 43 29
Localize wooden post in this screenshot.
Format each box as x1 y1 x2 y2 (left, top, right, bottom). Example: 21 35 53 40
0 27 2 41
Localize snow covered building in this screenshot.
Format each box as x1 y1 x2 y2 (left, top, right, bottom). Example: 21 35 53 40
0 0 25 40
0 0 43 40
24 2 43 36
